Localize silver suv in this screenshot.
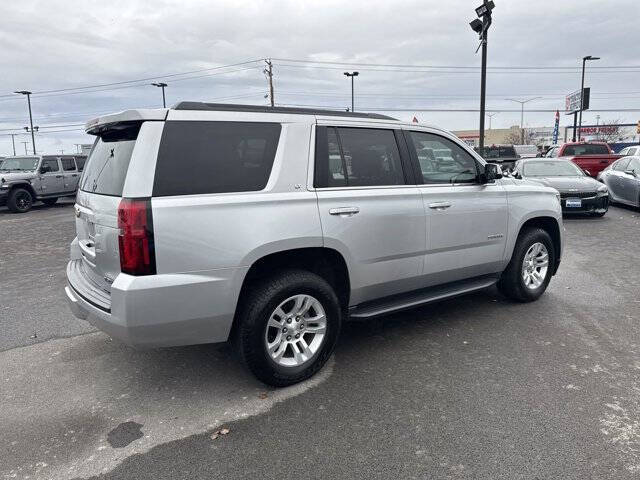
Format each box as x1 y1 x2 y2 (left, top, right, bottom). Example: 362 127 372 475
0 155 86 212
65 103 563 386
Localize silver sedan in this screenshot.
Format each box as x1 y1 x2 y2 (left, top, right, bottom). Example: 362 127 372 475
597 156 640 208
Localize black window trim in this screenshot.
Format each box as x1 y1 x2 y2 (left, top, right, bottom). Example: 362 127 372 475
404 129 483 186
313 124 413 189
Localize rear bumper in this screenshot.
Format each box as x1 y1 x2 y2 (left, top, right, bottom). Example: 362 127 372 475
65 259 248 348
561 193 609 214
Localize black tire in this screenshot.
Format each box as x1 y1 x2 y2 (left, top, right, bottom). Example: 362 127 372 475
41 197 58 206
235 269 342 387
7 188 33 213
498 227 555 303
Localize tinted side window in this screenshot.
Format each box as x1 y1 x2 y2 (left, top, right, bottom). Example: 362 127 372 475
61 158 76 171
154 121 281 196
42 158 60 172
614 158 631 171
409 132 479 184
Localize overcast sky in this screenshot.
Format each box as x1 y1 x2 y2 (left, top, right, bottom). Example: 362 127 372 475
1 0 639 155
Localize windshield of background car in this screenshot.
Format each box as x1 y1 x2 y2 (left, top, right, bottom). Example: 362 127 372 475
0 157 39 171
523 161 583 177
80 122 140 196
562 144 610 156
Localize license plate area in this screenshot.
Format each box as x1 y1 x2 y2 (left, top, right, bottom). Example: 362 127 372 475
565 198 582 208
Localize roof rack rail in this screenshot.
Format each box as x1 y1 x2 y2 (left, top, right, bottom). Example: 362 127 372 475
172 102 397 120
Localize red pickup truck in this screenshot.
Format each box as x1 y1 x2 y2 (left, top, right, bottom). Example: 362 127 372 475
545 142 621 177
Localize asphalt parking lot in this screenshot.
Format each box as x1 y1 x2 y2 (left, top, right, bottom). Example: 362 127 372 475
2 201 640 479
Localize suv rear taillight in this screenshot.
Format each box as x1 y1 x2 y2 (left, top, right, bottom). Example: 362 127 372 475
117 198 156 276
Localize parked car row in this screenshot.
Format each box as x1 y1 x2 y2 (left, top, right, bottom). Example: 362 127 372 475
0 154 87 212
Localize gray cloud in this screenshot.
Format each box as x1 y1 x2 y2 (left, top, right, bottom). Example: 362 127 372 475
1 0 639 155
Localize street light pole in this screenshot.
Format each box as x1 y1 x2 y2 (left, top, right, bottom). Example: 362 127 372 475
14 91 36 154
486 112 497 130
151 82 168 108
578 55 600 141
343 72 359 112
21 142 29 155
505 97 541 144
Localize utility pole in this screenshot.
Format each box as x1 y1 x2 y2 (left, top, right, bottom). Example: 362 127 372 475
505 97 541 144
9 133 17 155
265 59 274 107
578 55 599 141
469 0 495 153
14 90 36 154
343 71 359 112
60 149 64 154
151 83 168 108
21 142 29 155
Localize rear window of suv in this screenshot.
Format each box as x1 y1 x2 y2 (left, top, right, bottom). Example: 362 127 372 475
80 122 141 196
153 121 281 196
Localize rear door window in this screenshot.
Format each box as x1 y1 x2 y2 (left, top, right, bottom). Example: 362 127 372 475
314 127 405 188
80 122 141 196
61 157 76 171
153 121 281 196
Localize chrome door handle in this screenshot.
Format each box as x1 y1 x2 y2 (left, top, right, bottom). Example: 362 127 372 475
329 207 360 216
428 202 452 210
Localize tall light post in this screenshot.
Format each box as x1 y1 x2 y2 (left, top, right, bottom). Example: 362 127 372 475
505 97 541 144
9 133 17 156
151 82 168 108
14 90 36 154
21 141 29 155
469 0 495 153
486 112 498 130
578 55 599 141
343 72 359 112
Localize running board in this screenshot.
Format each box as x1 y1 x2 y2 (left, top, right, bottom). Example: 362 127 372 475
348 275 499 320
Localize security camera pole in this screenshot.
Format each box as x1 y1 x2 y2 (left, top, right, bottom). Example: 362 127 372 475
470 0 494 153
151 82 168 108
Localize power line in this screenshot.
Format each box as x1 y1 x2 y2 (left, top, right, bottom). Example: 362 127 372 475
0 59 264 98
272 57 640 70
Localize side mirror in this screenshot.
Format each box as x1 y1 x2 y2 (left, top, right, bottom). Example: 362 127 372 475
481 163 502 184
624 169 638 177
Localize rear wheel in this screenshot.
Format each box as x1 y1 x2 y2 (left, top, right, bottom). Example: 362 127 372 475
235 269 342 387
41 197 58 206
498 228 555 302
7 188 33 213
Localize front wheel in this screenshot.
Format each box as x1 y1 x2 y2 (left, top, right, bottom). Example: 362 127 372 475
7 188 33 213
498 228 555 302
235 269 342 387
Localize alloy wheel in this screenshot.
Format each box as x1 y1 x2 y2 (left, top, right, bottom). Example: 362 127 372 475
521 242 549 289
264 294 327 368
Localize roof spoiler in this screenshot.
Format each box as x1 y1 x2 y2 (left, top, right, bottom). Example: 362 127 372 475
85 109 168 135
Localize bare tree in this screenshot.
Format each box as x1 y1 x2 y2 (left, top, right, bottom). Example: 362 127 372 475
504 129 534 145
